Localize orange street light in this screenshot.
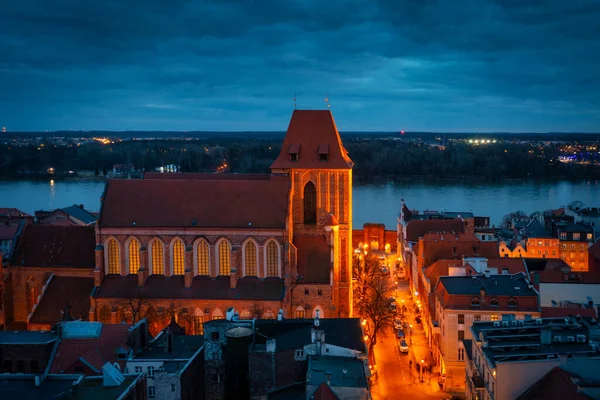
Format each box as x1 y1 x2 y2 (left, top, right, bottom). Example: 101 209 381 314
364 335 369 341
362 319 367 326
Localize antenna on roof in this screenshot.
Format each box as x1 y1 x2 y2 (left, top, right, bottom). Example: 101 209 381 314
324 92 330 109
293 92 297 109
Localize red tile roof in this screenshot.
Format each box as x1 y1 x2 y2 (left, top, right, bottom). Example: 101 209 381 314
12 225 95 268
425 260 463 289
485 259 528 275
541 307 597 319
405 219 464 242
95 275 285 300
270 110 353 170
311 382 341 400
420 233 499 264
0 208 30 218
516 367 594 400
0 223 19 240
50 323 132 374
29 276 94 324
99 175 290 228
294 235 331 284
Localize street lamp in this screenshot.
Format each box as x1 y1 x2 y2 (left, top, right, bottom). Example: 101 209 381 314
420 359 425 383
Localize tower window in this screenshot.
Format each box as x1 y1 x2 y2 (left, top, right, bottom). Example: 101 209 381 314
288 144 300 162
319 153 328 161
318 144 329 162
290 153 298 161
303 181 317 224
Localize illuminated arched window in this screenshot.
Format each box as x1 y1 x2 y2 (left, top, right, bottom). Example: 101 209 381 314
128 239 140 274
303 181 317 224
244 241 257 276
266 241 279 277
218 241 231 276
151 240 164 275
107 239 120 275
197 240 209 276
172 239 185 275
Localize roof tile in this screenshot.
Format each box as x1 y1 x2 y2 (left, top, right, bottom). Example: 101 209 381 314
405 219 464 242
30 276 94 325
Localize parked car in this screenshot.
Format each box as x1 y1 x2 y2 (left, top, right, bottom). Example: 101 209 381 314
381 267 389 275
399 339 409 353
396 329 405 338
390 302 397 311
394 319 402 330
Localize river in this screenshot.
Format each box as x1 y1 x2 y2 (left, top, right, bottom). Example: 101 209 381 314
1 179 599 228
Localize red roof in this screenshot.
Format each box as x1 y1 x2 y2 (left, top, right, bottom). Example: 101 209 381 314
29 276 94 324
425 260 463 288
50 323 132 374
270 110 353 170
12 225 95 268
0 208 30 218
405 219 464 242
486 259 528 275
99 174 290 228
420 233 499 265
589 240 600 260
541 307 597 319
536 271 600 284
294 235 331 283
0 223 19 240
311 382 341 400
516 367 593 400
323 214 339 227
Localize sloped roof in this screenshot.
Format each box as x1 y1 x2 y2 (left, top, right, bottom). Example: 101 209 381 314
50 323 132 374
270 110 353 170
323 214 339 227
294 235 331 283
438 273 536 297
12 225 95 268
0 208 30 218
420 233 499 264
405 219 464 242
486 259 528 275
516 367 594 400
525 219 552 238
311 382 341 400
589 240 600 260
95 275 285 300
425 260 463 289
541 307 597 319
61 205 97 225
99 175 290 228
0 223 19 240
29 276 94 325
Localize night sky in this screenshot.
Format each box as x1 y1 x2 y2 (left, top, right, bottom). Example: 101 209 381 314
1 0 600 132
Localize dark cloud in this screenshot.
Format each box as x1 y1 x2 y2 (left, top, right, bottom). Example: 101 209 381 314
0 0 599 131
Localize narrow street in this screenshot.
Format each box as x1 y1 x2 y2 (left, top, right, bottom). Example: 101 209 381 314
370 278 449 400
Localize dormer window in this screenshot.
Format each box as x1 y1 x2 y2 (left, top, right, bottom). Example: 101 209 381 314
318 144 329 162
288 144 300 162
490 298 499 307
507 298 517 308
471 298 481 308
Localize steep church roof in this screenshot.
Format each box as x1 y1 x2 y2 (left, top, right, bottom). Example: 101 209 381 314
270 110 353 170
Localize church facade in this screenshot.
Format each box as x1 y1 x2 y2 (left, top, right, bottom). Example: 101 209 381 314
90 110 353 334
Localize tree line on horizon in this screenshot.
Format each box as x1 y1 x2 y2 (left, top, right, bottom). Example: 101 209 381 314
1 137 599 181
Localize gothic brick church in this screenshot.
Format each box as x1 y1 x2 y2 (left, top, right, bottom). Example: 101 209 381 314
90 110 353 334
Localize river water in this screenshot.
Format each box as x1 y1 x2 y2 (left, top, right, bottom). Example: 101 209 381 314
1 179 599 228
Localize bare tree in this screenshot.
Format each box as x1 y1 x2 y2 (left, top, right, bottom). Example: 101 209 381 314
360 273 396 354
568 200 585 211
352 253 381 316
501 210 528 228
119 291 147 324
249 302 265 319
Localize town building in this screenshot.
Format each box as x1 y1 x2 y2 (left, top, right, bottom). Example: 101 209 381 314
432 273 540 392
465 315 600 400
498 240 527 258
202 310 367 400
90 110 354 335
588 240 600 273
523 219 560 259
0 219 25 260
352 222 398 273
3 225 96 329
34 204 97 226
473 216 496 242
126 318 205 400
0 330 58 374
306 355 369 400
516 365 600 400
553 222 595 271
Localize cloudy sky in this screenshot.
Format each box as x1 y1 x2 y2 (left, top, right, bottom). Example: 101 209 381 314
1 0 600 132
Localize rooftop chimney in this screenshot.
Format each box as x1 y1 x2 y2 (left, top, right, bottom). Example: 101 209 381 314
278 309 284 321
480 287 486 303
226 307 236 321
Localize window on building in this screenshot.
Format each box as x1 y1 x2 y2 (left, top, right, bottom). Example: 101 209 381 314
580 253 586 260
194 316 204 335
458 348 465 361
458 314 465 324
544 240 549 246
471 298 481 308
290 153 298 161
552 251 557 256
295 349 305 360
560 232 567 239
197 240 209 275
218 241 231 275
135 366 142 373
490 298 499 307
30 361 39 373
172 239 185 275
266 240 279 277
319 153 328 162
148 386 156 398
107 239 120 274
295 308 306 319
474 315 481 322
151 240 164 275
128 239 140 274
587 233 593 240
318 289 323 296
211 332 220 340
490 315 498 321
245 241 257 276
303 182 317 224
2 361 11 373
573 233 580 240
305 288 309 295
580 244 585 250
508 298 517 308
147 366 155 377
458 330 465 340
15 361 24 372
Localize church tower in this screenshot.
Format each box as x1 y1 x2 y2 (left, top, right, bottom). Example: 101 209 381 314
271 110 354 317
